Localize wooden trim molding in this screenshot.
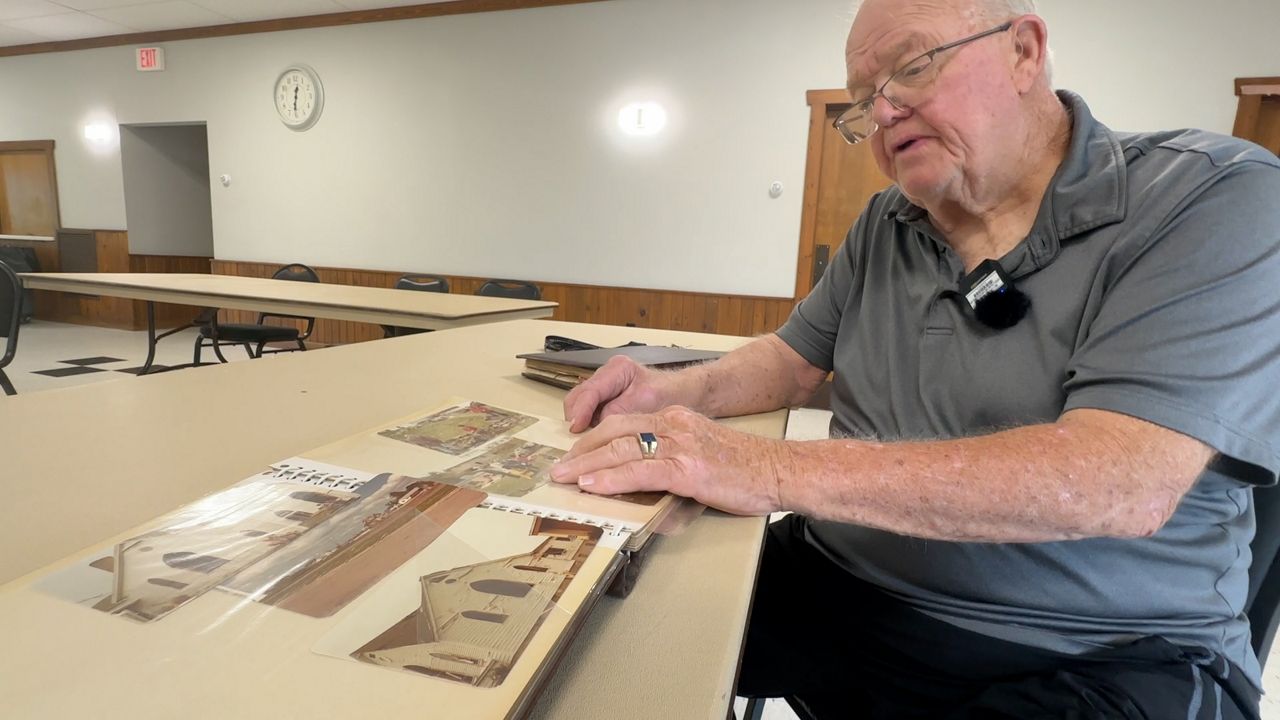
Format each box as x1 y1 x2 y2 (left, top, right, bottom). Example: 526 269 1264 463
1240 85 1280 97
1233 94 1265 140
210 260 797 345
1235 77 1280 96
1231 76 1280 150
795 89 853 299
0 140 55 153
0 0 612 58
806 88 852 107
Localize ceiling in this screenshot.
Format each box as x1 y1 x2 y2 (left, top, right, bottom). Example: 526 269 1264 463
0 0 456 48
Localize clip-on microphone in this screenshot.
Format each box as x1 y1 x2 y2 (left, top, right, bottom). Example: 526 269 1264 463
959 259 1030 330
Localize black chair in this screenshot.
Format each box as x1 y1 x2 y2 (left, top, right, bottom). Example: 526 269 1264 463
0 259 22 396
0 247 38 323
194 263 320 364
382 273 450 339
476 278 541 301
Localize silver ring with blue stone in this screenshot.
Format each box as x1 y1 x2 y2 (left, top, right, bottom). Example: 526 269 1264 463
637 432 659 460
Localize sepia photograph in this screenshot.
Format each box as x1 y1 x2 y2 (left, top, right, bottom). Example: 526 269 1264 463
37 460 491 623
224 473 485 617
45 472 362 623
352 516 599 687
315 509 620 690
425 437 564 498
377 401 538 455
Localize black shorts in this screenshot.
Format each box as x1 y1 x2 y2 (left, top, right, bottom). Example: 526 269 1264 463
737 514 1260 720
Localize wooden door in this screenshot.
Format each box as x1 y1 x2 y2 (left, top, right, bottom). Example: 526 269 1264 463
1233 77 1280 155
794 89 894 299
0 140 59 238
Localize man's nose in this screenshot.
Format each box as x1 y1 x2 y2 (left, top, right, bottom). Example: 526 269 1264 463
871 92 909 127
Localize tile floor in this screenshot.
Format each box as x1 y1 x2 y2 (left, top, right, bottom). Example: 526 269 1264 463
6 322 1280 718
2 319 257 395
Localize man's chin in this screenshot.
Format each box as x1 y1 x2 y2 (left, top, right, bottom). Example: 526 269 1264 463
896 179 938 207
894 170 955 209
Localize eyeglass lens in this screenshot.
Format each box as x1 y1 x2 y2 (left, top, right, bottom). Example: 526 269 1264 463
837 54 937 143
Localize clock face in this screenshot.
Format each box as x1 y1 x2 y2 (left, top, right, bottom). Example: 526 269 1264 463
274 65 324 131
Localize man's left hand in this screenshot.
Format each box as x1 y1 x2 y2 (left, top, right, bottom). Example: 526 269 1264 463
548 406 787 516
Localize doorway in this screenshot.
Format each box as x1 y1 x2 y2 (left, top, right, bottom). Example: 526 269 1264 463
0 139 60 292
794 90 893 299
119 124 214 258
0 140 59 240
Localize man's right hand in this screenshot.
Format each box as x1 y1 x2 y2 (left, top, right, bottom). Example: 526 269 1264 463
563 355 680 433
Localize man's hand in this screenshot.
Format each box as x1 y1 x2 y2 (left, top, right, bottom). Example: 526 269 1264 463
549 405 787 516
563 355 685 432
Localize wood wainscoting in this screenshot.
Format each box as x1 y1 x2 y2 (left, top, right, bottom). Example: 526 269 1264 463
210 260 799 345
27 229 211 330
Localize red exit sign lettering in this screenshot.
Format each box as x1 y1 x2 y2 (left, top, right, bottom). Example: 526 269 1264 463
136 47 165 72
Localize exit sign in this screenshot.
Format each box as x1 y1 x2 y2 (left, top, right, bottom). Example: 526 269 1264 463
136 47 165 72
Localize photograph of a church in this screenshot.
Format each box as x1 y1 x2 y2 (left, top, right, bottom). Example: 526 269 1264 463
352 517 602 687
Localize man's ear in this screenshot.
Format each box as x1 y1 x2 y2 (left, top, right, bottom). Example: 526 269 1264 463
1010 16 1049 93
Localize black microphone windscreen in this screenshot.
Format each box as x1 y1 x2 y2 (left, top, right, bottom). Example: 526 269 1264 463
973 286 1031 329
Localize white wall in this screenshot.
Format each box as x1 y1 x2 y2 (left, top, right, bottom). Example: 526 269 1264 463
1036 0 1278 136
0 0 1276 297
120 124 214 257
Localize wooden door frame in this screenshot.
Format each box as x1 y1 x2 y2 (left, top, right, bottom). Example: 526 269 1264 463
795 89 853 299
1232 76 1280 142
0 139 61 237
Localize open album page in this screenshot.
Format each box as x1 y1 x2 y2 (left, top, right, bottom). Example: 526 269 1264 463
29 397 655 718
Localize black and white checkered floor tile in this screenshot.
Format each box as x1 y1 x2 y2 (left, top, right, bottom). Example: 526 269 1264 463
30 356 170 377
5 320 248 395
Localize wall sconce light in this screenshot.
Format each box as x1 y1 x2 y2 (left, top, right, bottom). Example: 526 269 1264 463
617 102 667 137
83 123 112 143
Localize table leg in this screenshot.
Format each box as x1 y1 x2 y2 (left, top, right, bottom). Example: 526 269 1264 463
140 303 206 375
139 302 159 375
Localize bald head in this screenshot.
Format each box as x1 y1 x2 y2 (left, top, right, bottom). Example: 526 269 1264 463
964 0 1038 24
851 0 1038 21
847 0 1052 89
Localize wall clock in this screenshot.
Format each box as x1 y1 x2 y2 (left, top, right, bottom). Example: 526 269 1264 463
274 65 324 131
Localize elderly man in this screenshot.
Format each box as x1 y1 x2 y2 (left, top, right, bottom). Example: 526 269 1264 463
550 0 1280 717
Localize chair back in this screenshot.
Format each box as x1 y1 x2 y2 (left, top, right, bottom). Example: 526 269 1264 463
381 274 451 338
0 257 18 392
1247 485 1280 668
0 259 22 366
259 263 320 329
396 274 449 293
476 279 541 300
0 258 21 376
272 263 320 283
0 257 20 338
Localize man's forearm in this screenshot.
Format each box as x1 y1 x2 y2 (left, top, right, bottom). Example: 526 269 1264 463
668 334 827 418
776 409 1213 542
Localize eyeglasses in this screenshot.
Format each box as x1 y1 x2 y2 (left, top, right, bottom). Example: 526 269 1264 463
834 21 1014 145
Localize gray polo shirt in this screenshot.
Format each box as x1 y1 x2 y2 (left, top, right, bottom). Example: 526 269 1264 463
776 91 1280 691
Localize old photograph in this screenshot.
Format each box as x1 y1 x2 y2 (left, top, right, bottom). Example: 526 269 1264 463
36 460 489 623
58 475 361 623
377 401 538 455
224 473 486 617
425 437 564 498
350 517 601 687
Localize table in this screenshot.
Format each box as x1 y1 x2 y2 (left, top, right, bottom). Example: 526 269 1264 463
0 319 785 719
20 272 558 372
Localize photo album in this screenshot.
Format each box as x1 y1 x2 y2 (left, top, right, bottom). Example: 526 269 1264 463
35 399 681 717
